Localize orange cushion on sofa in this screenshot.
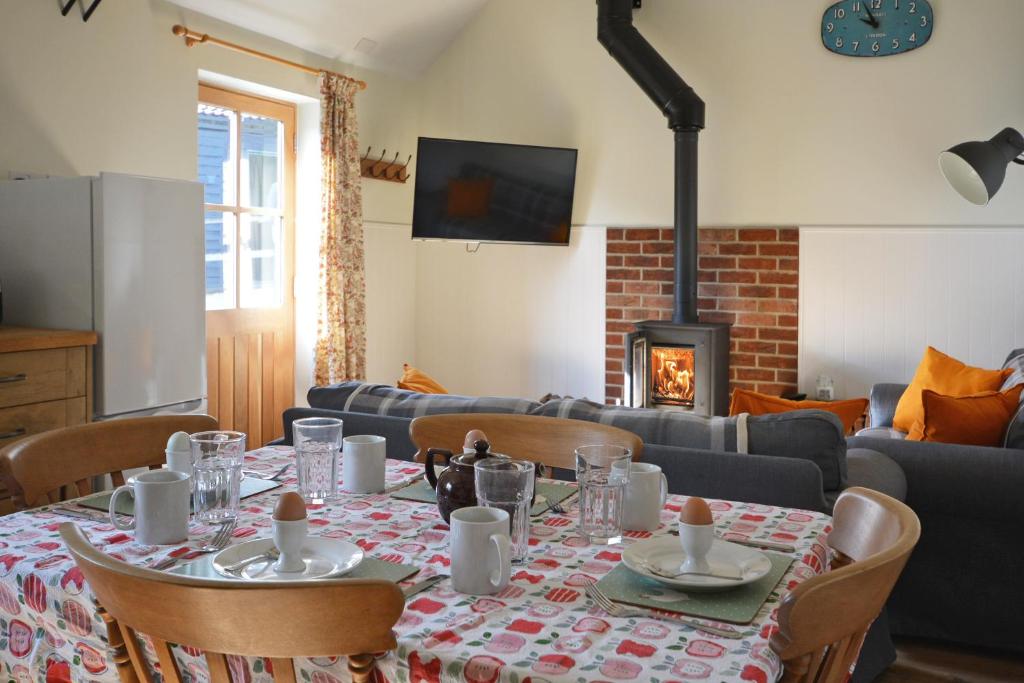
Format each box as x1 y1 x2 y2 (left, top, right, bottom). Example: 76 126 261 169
906 385 1024 446
728 388 868 434
892 347 1011 433
397 363 448 394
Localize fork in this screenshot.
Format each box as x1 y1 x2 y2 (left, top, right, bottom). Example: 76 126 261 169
151 520 236 571
243 463 292 481
583 582 743 639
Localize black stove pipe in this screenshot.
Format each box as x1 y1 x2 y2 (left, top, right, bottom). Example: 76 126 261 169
597 0 704 324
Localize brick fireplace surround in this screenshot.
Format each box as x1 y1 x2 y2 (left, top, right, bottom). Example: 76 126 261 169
606 227 799 405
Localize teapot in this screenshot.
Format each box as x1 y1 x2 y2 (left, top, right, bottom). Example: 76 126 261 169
425 439 506 524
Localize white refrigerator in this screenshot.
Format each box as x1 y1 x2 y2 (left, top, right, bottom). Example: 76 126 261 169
0 172 206 419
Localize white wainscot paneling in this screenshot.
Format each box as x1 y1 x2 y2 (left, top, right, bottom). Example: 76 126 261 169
799 227 1024 399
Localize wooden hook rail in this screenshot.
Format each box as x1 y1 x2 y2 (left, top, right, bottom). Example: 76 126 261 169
171 25 367 91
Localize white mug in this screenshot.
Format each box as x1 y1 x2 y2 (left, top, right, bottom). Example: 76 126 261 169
622 463 668 532
109 470 190 545
342 435 386 493
449 506 511 595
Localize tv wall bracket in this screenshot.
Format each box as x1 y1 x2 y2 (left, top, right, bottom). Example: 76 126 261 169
60 0 103 23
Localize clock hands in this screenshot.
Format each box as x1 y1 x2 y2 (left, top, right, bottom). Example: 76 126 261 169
860 3 880 29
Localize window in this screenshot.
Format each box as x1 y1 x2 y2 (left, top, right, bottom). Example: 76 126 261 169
197 98 287 310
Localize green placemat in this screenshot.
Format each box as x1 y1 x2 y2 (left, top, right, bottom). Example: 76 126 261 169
78 477 281 516
595 552 793 625
390 479 576 515
170 551 419 583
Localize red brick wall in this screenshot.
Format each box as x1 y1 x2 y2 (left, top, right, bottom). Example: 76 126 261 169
605 227 799 405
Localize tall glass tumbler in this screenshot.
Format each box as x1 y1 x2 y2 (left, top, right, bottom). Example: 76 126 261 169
293 417 343 504
575 445 632 544
190 431 246 523
474 459 535 564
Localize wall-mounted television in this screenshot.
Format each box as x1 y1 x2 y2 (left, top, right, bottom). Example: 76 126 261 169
411 137 578 246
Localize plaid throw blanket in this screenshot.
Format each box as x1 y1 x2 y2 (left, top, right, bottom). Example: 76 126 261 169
307 382 540 418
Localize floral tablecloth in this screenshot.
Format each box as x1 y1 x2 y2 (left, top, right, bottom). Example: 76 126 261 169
0 446 832 683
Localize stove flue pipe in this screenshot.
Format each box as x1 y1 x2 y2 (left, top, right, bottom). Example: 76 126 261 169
597 0 704 324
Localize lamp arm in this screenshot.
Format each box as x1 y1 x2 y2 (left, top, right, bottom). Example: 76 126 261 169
1012 157 1024 166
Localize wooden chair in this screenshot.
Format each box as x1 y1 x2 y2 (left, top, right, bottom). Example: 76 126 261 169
0 415 217 509
770 487 921 683
59 523 404 683
409 412 643 471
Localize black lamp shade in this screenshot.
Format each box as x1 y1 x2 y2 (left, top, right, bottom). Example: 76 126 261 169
939 127 1024 205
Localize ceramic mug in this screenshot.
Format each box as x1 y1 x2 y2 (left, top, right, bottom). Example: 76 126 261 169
342 435 386 493
449 506 512 595
622 463 668 532
109 470 190 545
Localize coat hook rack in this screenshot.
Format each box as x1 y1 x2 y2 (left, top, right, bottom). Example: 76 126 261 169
360 146 412 184
60 0 103 22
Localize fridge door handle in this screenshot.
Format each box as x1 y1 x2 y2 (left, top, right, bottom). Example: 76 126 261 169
0 373 27 384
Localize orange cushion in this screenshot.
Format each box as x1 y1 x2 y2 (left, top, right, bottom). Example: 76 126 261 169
893 347 1011 433
446 178 494 218
397 363 448 394
906 385 1024 446
728 388 868 435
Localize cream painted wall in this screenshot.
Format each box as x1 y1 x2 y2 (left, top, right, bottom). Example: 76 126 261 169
0 0 419 406
417 0 1024 227
412 227 606 401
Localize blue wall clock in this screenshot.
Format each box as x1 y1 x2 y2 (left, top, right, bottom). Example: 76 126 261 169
821 0 934 57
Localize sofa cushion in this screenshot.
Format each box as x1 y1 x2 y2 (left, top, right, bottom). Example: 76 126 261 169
729 388 868 434
307 382 540 418
531 399 848 491
907 385 1024 446
1001 348 1024 449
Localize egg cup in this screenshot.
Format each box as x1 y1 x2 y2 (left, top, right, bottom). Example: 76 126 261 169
272 518 308 573
677 520 714 574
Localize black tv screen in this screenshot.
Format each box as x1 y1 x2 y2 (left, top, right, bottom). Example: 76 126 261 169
411 137 578 245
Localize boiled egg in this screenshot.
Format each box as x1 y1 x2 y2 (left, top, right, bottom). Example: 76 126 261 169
273 491 307 521
166 431 191 452
464 429 489 450
679 497 713 526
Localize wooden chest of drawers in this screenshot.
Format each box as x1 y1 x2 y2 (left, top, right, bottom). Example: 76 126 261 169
0 327 97 513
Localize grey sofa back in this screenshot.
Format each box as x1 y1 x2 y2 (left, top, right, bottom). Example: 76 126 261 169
277 407 416 461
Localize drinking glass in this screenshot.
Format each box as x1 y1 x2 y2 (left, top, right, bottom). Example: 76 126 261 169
293 417 343 504
575 444 632 544
474 459 535 564
190 431 246 523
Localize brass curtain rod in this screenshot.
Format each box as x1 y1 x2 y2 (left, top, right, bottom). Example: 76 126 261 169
171 24 367 91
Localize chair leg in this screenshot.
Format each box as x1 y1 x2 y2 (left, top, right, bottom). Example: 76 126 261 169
347 653 376 683
96 601 140 683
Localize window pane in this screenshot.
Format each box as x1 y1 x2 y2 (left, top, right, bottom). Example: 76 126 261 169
240 114 283 210
240 214 283 308
197 105 236 205
205 211 236 311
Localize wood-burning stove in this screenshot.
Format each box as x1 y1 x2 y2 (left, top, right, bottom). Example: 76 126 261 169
625 321 729 416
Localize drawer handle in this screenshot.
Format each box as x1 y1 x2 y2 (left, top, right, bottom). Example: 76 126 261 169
0 374 27 384
0 428 26 440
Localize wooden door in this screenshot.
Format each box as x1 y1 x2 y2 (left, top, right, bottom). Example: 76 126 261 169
197 85 295 445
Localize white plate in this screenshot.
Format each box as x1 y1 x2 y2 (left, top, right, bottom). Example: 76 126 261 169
212 537 363 581
622 536 772 592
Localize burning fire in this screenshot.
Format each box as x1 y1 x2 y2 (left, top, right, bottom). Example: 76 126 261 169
651 347 696 406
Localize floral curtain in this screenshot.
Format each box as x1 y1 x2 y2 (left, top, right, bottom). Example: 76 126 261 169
315 72 366 385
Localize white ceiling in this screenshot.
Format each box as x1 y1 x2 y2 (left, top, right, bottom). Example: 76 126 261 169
166 0 491 78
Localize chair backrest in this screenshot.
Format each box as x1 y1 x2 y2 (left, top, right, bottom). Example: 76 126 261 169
59 524 404 683
770 487 921 683
0 415 218 509
409 412 643 471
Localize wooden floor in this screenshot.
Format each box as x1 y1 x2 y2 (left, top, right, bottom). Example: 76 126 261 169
878 639 1024 683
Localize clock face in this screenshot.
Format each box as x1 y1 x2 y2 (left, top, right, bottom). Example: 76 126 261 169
821 0 934 57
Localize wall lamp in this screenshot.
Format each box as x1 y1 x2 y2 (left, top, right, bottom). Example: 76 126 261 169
939 127 1024 205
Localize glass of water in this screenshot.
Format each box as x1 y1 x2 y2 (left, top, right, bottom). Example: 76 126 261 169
474 459 535 564
190 431 246 523
293 417 343 504
576 445 632 544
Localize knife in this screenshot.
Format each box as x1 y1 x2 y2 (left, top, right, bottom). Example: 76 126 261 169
402 574 447 599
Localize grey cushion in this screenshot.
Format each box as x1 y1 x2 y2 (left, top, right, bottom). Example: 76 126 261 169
531 399 848 491
1001 348 1024 449
845 448 907 501
307 382 540 418
868 383 907 428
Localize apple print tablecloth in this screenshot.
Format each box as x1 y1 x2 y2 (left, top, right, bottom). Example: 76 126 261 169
0 446 832 683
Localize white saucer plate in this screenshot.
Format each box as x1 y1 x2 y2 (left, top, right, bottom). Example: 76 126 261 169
212 537 363 581
623 536 772 592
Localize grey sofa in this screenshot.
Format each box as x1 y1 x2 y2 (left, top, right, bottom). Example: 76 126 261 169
850 380 1024 656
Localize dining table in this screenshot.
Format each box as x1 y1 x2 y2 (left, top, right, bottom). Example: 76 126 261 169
0 445 833 683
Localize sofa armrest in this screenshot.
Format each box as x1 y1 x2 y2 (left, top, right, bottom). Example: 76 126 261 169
868 383 908 428
847 435 1024 519
642 444 830 512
